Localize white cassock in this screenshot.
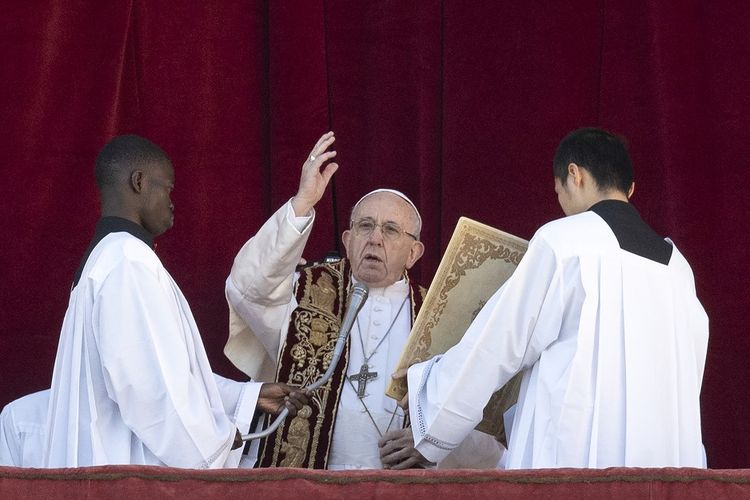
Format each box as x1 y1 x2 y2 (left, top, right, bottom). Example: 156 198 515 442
225 201 503 469
408 210 709 469
44 232 260 468
0 389 49 467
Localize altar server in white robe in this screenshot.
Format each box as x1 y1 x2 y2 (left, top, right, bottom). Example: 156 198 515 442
225 132 503 469
405 127 709 469
43 135 306 469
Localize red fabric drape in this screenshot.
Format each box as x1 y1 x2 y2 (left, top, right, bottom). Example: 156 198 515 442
3 465 750 499
1 1 748 468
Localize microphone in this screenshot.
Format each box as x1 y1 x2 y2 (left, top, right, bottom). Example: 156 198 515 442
309 283 368 391
242 283 369 441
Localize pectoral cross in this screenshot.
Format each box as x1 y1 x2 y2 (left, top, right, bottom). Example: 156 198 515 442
349 364 378 398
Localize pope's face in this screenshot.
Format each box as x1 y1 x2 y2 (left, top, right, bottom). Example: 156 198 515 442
342 193 424 288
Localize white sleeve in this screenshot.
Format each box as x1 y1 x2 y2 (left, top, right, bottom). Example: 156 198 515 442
0 402 19 466
224 200 314 379
436 429 505 469
0 390 49 467
212 374 262 434
409 236 567 464
95 258 238 469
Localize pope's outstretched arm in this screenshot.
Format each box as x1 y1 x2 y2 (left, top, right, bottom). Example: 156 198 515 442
224 132 339 381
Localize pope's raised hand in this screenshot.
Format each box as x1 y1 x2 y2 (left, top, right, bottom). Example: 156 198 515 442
291 131 339 217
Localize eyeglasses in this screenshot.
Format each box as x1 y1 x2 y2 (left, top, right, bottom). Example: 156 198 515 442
350 218 418 241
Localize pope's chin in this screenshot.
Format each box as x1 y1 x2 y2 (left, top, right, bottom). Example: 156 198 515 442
352 261 387 286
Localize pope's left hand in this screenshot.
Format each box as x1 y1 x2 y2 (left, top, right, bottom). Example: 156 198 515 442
378 428 433 470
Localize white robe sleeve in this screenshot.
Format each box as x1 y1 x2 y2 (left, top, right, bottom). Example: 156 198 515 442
0 404 17 466
224 201 314 380
436 429 504 469
212 374 261 435
0 391 49 467
94 257 242 469
0 390 49 467
408 235 567 464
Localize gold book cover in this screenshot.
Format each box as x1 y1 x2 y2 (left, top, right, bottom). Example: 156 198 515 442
387 217 528 439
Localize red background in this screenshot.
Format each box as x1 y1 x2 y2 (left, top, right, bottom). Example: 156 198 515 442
1 1 747 468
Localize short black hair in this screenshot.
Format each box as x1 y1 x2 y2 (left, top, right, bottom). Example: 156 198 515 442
94 135 169 189
553 128 633 194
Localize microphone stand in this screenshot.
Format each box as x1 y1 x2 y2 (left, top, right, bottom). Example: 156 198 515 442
241 283 369 441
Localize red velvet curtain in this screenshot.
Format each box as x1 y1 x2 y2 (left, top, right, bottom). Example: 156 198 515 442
1 1 748 468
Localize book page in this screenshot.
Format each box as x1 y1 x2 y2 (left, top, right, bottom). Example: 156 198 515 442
386 217 527 439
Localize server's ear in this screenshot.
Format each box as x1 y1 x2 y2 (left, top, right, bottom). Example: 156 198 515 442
130 170 145 194
627 182 635 199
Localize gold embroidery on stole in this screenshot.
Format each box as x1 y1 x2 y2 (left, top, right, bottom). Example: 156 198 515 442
261 261 349 468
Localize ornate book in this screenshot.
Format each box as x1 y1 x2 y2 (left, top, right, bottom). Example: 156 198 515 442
386 217 528 441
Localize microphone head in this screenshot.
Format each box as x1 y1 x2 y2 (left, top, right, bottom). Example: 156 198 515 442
350 283 369 307
336 284 369 343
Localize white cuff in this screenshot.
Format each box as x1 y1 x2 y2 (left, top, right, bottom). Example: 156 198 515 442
235 381 262 435
408 358 458 464
285 199 314 234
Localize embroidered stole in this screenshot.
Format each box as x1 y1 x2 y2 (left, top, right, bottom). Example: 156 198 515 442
257 259 426 469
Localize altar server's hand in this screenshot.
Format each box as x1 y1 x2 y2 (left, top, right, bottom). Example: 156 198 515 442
232 430 244 450
258 383 309 417
378 428 434 470
291 131 338 216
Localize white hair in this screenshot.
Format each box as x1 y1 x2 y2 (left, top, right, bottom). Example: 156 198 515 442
351 188 422 239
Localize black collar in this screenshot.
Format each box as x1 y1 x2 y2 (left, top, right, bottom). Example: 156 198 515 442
72 217 154 288
588 200 672 265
